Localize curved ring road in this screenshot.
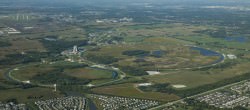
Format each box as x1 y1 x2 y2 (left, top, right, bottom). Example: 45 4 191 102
5 61 127 88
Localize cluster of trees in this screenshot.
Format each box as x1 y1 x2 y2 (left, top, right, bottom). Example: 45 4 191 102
40 39 88 53
19 83 37 89
32 68 90 85
0 41 11 47
0 51 56 65
193 61 238 71
53 63 88 70
193 29 227 38
122 50 150 57
85 54 119 64
0 86 6 90
118 66 148 76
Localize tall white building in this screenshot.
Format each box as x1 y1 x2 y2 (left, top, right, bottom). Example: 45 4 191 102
72 45 78 54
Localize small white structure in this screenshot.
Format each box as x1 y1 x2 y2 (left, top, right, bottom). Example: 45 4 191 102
24 27 34 30
227 54 237 59
111 67 120 71
22 80 30 84
6 27 21 34
86 84 95 87
146 71 161 75
137 83 152 87
0 31 4 35
96 20 104 23
72 45 78 54
91 64 106 69
13 68 19 71
172 85 187 88
54 84 57 92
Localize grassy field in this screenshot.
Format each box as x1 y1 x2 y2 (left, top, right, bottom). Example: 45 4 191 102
0 87 63 103
144 60 250 89
86 37 221 70
64 67 114 80
11 64 56 81
91 83 180 102
1 18 250 105
0 38 46 58
11 61 116 85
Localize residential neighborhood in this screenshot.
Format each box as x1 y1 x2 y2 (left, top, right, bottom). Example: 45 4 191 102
90 94 159 110
35 96 86 110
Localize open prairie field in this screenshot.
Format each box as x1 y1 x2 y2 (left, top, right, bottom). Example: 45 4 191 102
64 67 114 80
144 61 250 89
86 36 222 70
0 87 63 103
117 23 214 42
91 83 180 102
11 64 56 81
0 38 45 58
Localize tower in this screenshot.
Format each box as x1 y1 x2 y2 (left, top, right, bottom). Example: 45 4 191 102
72 45 78 54
53 84 57 92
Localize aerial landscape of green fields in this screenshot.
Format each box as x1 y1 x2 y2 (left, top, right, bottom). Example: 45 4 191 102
1 0 250 110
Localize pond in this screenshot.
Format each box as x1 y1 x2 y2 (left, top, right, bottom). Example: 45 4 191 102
89 100 97 110
191 47 221 56
191 47 224 64
225 36 248 43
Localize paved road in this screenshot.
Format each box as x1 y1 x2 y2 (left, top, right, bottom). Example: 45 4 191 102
149 79 248 110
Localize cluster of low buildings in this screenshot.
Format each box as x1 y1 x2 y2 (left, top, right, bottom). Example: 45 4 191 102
90 94 159 110
0 102 26 110
227 54 237 59
231 81 250 94
195 81 250 109
35 96 86 110
197 92 250 108
0 27 21 35
87 31 125 46
96 17 133 23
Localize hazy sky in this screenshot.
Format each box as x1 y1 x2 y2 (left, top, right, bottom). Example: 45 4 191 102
1 0 250 7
